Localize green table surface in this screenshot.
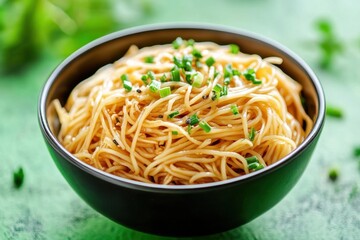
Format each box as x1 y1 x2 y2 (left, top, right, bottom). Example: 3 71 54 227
2 0 360 239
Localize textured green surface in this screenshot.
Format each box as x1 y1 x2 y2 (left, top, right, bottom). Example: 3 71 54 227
2 0 360 239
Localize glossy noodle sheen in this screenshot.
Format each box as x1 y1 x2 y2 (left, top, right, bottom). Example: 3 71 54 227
49 39 313 185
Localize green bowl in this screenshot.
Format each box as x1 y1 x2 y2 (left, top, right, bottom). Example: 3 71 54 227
38 24 325 237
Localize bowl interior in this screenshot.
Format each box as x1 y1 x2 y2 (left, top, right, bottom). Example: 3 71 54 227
42 24 323 187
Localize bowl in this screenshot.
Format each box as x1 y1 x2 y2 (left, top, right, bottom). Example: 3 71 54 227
38 23 325 237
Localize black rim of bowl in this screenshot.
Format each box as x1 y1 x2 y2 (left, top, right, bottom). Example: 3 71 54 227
38 23 326 192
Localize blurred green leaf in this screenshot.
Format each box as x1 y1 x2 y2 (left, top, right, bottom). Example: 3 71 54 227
0 0 153 75
315 19 343 69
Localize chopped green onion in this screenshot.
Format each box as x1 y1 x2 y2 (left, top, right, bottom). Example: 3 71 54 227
159 87 171 98
199 120 211 133
254 164 264 171
231 105 239 115
141 75 149 85
248 162 260 170
224 64 233 79
222 85 228 96
326 105 343 118
13 167 24 188
243 68 256 81
229 44 240 54
328 168 339 181
252 79 262 85
187 125 192 134
192 72 204 88
232 69 240 76
192 48 202 58
246 156 259 164
144 56 154 63
205 56 215 67
172 37 183 49
186 39 195 46
148 71 155 80
249 127 256 141
243 68 262 85
149 80 161 93
172 131 179 135
168 110 180 119
160 74 167 82
183 56 193 71
171 68 180 81
186 114 200 126
354 146 360 157
195 60 202 68
212 84 223 100
224 77 231 85
214 70 220 79
121 74 132 92
173 56 183 68
185 72 193 84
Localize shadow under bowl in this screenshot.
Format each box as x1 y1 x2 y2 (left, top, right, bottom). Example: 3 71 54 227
38 24 325 237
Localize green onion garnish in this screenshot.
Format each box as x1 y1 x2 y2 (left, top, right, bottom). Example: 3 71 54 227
326 105 343 118
149 80 161 93
354 147 360 157
183 56 193 71
160 74 167 82
199 120 211 133
186 39 195 46
144 56 154 63
205 57 215 67
172 131 179 135
159 87 171 98
245 156 258 164
222 85 228 96
121 74 132 92
224 77 231 85
229 44 240 54
13 167 24 188
328 168 339 181
224 64 233 79
141 75 149 85
168 110 180 119
212 84 223 100
185 72 193 84
231 105 239 115
248 162 260 170
186 114 200 126
172 37 183 49
171 68 180 81
249 127 256 141
192 48 202 58
254 164 264 171
192 72 204 88
243 68 262 85
148 71 155 80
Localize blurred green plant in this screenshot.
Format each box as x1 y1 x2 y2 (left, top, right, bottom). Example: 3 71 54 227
0 0 152 75
315 19 343 69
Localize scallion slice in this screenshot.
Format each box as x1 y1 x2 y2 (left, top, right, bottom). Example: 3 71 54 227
192 48 202 58
248 162 260 170
192 72 204 88
186 39 195 46
121 74 132 92
229 44 240 54
172 37 183 49
144 56 154 63
231 105 239 115
149 80 161 93
159 87 171 98
186 114 200 126
245 156 258 164
168 110 180 119
172 131 179 135
249 127 256 141
199 120 211 133
171 68 180 81
205 56 215 67
212 84 223 100
326 105 343 118
243 68 262 84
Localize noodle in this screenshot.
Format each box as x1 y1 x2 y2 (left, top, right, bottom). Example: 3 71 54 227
49 39 313 185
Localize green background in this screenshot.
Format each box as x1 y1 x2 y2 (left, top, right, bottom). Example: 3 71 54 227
1 0 360 239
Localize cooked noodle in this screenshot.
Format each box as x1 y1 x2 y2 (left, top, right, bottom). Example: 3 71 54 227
49 39 313 185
